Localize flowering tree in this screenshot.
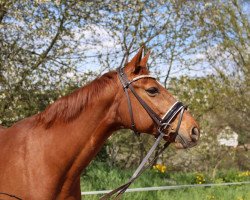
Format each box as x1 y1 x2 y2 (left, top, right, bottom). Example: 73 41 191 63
0 0 249 172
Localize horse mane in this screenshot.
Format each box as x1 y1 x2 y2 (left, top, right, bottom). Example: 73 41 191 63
36 71 117 128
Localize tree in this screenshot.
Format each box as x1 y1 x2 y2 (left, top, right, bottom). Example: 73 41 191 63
0 0 249 172
193 0 250 144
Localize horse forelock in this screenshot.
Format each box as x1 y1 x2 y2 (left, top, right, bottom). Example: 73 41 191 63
36 71 117 128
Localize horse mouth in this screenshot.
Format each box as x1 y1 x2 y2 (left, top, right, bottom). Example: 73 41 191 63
174 141 197 149
174 134 198 149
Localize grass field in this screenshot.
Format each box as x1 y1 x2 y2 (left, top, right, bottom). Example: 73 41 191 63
81 184 250 200
80 162 250 200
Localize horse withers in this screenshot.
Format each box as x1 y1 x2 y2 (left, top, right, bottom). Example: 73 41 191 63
0 48 199 200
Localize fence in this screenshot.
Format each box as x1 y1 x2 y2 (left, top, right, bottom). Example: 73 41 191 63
81 181 250 195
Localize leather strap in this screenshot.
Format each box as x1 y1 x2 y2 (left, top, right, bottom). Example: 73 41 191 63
117 68 162 130
100 134 171 200
162 102 184 123
100 68 187 199
117 68 140 135
100 105 186 200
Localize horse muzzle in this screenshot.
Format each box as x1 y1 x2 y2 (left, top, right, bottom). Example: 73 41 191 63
174 127 200 149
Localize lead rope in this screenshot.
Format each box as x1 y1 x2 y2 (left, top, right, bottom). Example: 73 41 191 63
99 132 169 200
100 107 185 200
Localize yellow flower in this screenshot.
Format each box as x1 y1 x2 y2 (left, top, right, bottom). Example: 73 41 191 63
196 173 205 184
161 165 167 173
238 171 250 177
152 164 167 173
207 195 215 200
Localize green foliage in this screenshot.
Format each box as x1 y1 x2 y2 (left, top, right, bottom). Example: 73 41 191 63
168 75 220 117
216 170 250 183
81 162 250 200
0 0 249 177
82 161 250 187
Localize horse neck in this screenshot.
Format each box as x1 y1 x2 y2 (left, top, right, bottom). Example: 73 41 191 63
38 76 120 180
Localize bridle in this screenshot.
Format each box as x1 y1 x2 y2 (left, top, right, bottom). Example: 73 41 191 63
117 67 187 142
100 67 187 199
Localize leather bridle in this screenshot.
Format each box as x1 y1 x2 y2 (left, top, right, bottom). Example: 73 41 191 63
117 67 186 140
100 67 187 200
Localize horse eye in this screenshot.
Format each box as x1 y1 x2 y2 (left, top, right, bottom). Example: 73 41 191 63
145 87 159 96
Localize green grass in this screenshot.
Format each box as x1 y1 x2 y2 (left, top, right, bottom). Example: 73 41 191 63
80 162 250 200
81 185 250 200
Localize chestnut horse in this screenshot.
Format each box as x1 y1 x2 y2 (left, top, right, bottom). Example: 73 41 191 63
0 49 200 200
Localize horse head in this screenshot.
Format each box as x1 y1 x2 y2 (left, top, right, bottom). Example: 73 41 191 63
117 48 200 149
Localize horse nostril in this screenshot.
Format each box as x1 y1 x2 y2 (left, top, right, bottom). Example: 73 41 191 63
191 127 200 142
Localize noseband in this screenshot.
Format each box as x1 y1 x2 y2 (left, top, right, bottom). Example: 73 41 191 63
100 67 187 200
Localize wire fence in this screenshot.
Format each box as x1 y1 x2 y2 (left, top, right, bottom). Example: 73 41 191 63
81 181 250 195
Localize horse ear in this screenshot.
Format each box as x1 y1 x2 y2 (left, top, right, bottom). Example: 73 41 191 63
130 47 143 66
140 50 150 67
127 47 149 75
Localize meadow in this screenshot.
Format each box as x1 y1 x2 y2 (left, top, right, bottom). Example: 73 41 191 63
80 162 250 200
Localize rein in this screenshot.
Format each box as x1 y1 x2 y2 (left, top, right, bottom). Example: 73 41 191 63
100 68 186 199
0 192 22 200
